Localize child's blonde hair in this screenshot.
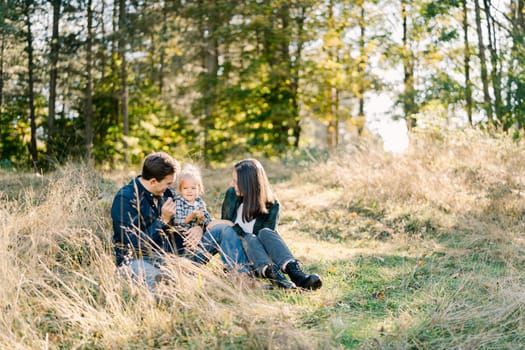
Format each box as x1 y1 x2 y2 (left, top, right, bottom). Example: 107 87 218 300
177 164 204 195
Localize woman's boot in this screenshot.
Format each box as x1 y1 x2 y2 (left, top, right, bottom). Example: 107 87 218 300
284 260 322 290
263 264 296 289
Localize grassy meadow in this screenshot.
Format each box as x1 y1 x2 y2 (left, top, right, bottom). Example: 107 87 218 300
1 129 524 349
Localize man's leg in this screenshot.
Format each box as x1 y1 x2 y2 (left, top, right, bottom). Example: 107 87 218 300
190 226 220 265
128 257 162 292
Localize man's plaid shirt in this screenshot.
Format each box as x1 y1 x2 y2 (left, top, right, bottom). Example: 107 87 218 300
172 193 212 230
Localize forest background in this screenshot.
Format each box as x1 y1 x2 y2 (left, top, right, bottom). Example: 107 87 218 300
1 0 524 169
1 1 525 349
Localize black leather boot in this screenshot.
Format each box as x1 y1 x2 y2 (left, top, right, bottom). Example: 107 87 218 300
263 264 296 289
285 260 322 290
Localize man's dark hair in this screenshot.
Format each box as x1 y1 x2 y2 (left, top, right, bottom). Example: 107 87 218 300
142 152 180 181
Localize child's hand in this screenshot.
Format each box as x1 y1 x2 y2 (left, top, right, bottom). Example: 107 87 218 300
192 209 205 221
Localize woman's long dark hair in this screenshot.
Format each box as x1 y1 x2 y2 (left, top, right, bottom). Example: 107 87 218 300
234 159 275 222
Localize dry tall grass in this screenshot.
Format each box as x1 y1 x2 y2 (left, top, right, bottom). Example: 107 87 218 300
277 128 525 349
1 128 524 349
0 164 327 349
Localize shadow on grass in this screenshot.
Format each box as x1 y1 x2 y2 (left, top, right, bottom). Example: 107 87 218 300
300 252 515 349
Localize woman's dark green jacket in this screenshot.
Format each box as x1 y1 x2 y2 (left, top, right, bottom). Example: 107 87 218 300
220 187 280 236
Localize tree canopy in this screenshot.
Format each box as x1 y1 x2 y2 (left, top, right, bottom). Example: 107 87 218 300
0 0 523 169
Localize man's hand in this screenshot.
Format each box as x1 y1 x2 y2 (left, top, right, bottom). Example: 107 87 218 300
161 197 176 223
184 226 203 249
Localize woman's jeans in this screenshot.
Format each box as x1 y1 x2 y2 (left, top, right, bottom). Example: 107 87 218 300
193 224 251 273
242 228 295 275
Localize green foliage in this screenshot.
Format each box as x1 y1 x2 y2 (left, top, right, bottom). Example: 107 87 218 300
187 1 304 162
89 75 121 165
503 33 525 134
0 98 30 168
422 0 461 19
81 73 196 167
128 78 197 164
1 0 525 167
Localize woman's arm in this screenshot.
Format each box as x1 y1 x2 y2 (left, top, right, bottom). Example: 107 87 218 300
221 187 237 221
206 219 234 230
256 200 280 232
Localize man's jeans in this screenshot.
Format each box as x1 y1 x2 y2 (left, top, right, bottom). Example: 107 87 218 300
194 224 251 273
127 256 163 292
125 224 253 292
241 228 295 275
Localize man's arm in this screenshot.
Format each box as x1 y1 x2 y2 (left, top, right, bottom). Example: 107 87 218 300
111 192 166 248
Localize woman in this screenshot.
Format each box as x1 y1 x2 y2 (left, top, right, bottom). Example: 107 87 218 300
204 159 322 290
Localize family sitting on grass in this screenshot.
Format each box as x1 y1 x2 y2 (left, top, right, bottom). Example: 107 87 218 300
111 152 322 292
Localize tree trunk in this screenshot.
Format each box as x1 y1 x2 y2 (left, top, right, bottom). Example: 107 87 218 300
328 87 340 147
474 0 493 123
202 1 218 163
462 0 473 125
100 0 106 80
327 0 338 148
483 0 503 123
517 0 525 129
506 41 514 123
516 0 525 28
85 0 94 161
47 0 60 165
118 0 129 164
111 0 118 77
149 30 156 84
291 5 306 148
509 0 525 128
402 0 416 131
0 22 5 109
0 0 5 109
278 2 300 149
158 2 167 93
24 0 38 169
357 1 366 135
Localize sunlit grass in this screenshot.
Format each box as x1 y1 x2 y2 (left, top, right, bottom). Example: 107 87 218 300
1 128 525 349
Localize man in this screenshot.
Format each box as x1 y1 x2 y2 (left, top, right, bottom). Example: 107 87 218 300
111 152 249 291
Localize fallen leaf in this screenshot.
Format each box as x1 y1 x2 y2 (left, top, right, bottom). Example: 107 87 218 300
372 289 386 300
